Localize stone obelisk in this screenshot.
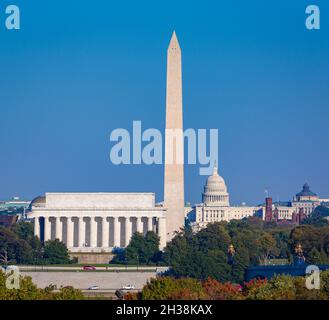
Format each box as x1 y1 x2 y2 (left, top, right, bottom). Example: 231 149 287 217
164 31 185 241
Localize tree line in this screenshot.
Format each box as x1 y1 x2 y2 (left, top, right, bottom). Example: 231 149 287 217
0 221 73 265
113 215 329 284
0 272 83 300
124 272 329 300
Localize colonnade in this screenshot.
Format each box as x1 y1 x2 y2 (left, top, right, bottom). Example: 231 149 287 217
34 215 166 249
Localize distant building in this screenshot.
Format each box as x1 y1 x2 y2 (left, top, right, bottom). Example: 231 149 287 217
291 183 321 215
266 183 328 223
0 197 31 219
0 197 30 227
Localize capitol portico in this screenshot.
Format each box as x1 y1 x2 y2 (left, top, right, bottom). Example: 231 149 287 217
29 193 167 251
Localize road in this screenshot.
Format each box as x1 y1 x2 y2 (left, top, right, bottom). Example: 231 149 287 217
19 266 169 272
21 270 159 291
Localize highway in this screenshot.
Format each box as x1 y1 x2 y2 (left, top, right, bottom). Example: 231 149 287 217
21 270 164 292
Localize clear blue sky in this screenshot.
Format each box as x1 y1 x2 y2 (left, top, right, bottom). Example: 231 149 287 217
1 0 328 205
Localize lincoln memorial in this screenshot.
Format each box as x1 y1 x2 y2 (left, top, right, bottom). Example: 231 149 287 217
28 193 167 251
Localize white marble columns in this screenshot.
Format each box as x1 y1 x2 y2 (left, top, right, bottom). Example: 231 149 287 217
136 217 143 234
113 217 120 247
55 217 61 240
90 217 97 248
158 217 167 250
34 217 40 239
125 217 132 246
78 218 85 247
33 214 164 250
102 217 109 248
44 217 51 242
148 217 153 233
67 217 74 248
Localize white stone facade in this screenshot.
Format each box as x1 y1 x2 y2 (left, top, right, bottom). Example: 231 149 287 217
194 205 262 224
291 201 320 215
28 193 167 250
272 206 296 220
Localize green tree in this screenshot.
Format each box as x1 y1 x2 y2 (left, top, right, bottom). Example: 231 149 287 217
53 286 84 300
0 271 84 300
10 221 43 264
11 221 34 242
307 247 328 264
112 231 161 265
271 229 291 258
303 206 329 227
320 270 329 298
43 239 71 264
142 277 205 300
256 233 279 264
0 227 34 264
290 225 329 263
164 223 232 282
231 246 249 283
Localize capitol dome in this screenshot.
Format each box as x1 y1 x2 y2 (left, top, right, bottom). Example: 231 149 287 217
202 163 230 206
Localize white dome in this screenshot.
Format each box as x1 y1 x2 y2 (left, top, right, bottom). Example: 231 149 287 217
202 164 230 206
205 170 227 193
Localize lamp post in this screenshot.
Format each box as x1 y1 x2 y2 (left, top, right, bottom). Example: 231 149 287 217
136 254 139 271
294 243 306 265
227 244 235 265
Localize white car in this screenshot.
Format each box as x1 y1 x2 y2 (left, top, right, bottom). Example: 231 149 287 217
1 265 19 273
122 284 135 290
87 285 99 290
6 265 19 270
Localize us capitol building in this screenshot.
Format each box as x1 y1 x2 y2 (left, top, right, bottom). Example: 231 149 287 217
186 165 329 231
185 163 263 231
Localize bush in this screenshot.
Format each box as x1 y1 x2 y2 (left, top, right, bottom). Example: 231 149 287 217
0 270 84 300
43 239 71 264
202 277 243 300
112 231 162 265
142 277 205 300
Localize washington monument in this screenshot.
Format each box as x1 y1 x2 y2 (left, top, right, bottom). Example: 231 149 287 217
164 31 185 241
